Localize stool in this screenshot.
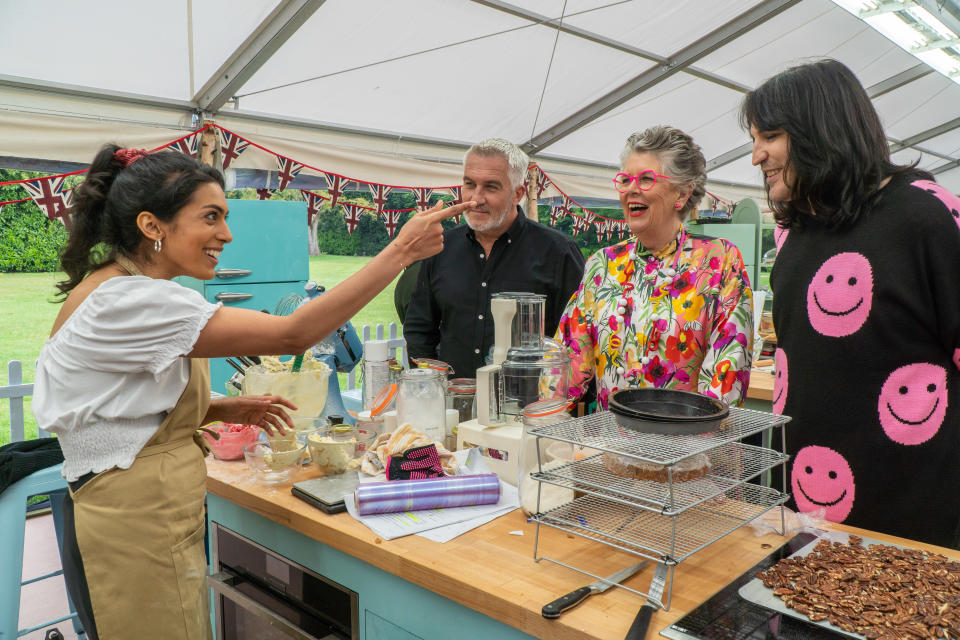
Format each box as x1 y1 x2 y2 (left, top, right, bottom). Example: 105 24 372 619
0 463 84 639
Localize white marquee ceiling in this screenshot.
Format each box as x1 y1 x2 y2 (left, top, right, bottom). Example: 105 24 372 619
1 0 958 201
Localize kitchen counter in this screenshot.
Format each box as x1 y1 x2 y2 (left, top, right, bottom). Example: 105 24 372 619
746 369 774 402
205 459 959 640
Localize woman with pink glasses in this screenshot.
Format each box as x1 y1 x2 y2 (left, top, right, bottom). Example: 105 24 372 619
556 125 754 409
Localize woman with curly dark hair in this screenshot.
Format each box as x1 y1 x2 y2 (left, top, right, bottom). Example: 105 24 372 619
743 59 960 549
32 145 473 638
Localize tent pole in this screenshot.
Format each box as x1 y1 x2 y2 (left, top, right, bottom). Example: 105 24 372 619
525 162 538 221
200 123 219 170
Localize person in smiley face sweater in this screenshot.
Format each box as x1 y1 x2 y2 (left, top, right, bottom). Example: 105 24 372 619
744 59 960 549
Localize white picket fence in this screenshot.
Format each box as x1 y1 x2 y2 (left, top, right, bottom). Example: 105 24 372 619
344 323 407 390
1 360 45 442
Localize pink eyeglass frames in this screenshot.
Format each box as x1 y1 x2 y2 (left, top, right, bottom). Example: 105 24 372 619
613 170 673 192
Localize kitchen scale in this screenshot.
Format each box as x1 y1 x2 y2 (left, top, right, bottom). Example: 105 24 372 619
661 532 847 640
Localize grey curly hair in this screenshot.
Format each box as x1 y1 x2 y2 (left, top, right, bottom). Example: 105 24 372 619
620 125 706 220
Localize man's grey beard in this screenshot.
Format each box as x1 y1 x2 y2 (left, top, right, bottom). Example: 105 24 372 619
465 201 513 234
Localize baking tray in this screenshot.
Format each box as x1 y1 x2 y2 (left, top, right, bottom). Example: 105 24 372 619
608 388 729 435
738 534 904 640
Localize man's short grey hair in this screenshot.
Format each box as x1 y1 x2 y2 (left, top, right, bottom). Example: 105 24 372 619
620 125 707 220
465 138 529 190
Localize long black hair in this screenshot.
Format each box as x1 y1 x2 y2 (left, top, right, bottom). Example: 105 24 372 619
57 145 224 298
740 59 923 230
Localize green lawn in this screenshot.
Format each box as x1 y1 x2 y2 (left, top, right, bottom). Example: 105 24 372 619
0 255 400 445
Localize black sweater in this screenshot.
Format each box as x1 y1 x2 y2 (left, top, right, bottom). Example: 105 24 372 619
771 173 960 549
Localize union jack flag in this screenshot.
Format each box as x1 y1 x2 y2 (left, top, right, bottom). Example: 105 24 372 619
303 191 323 225
381 209 403 237
219 129 250 171
571 215 587 237
615 220 627 240
549 205 565 227
276 156 304 190
535 167 550 198
23 177 73 228
448 185 462 206
368 183 392 215
582 209 596 225
256 188 273 200
596 220 609 243
168 132 199 158
323 172 347 208
447 186 464 221
342 203 365 234
413 187 433 211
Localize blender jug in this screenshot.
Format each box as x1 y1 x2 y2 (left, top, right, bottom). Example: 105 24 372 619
477 292 568 425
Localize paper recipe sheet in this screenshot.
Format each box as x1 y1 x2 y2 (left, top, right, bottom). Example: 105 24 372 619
343 449 520 541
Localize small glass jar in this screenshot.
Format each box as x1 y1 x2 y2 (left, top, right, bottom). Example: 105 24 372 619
397 368 446 443
388 361 405 385
446 378 476 423
518 398 572 515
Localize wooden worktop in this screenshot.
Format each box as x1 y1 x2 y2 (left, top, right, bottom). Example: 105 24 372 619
206 460 959 640
746 369 774 402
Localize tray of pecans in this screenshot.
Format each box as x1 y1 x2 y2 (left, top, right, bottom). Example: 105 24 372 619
739 534 960 640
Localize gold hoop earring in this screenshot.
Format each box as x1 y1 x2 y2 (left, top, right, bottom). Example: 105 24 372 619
154 238 162 253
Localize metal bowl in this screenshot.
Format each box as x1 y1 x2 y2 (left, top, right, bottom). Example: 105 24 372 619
608 388 729 435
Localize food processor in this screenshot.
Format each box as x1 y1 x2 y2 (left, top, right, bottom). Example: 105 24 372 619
458 292 570 485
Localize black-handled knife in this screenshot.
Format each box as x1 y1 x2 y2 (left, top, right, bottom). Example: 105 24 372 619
624 563 669 640
542 560 648 619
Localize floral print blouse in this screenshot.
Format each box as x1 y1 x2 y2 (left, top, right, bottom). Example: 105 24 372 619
556 229 754 409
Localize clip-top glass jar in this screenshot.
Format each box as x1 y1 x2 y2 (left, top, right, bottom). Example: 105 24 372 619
396 368 446 443
413 357 453 392
518 398 573 515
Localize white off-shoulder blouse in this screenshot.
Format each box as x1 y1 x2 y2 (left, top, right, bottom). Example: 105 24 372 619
33 276 221 481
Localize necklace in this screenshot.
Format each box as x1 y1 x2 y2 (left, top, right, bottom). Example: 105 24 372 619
611 228 688 387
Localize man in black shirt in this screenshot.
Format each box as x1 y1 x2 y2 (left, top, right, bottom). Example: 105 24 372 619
403 138 585 379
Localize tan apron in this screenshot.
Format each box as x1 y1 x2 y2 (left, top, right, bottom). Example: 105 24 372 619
70 261 213 639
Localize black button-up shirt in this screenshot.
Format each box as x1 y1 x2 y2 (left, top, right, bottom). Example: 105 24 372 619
403 210 585 378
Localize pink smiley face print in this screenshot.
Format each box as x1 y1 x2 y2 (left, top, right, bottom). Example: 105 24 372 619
877 363 947 445
911 179 960 231
806 252 874 337
772 348 788 414
791 446 855 522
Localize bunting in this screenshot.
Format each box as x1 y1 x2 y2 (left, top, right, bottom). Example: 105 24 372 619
22 176 73 228
0 122 677 244
276 156 304 190
448 186 464 220
380 209 403 237
342 203 363 234
167 132 199 158
449 185 462 206
571 215 587 237
219 129 250 171
324 172 347 208
549 205 565 227
303 190 323 225
535 167 550 198
368 183 392 215
414 187 433 211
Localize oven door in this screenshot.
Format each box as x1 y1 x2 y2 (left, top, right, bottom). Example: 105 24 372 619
210 524 358 640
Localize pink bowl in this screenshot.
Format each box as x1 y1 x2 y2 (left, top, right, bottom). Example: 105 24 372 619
203 423 261 460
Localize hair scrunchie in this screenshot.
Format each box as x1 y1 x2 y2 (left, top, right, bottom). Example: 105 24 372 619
113 148 149 168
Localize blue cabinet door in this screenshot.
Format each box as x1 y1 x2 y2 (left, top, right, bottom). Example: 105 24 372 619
217 199 309 284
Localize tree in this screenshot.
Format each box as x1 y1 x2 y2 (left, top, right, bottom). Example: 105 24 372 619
0 169 71 273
